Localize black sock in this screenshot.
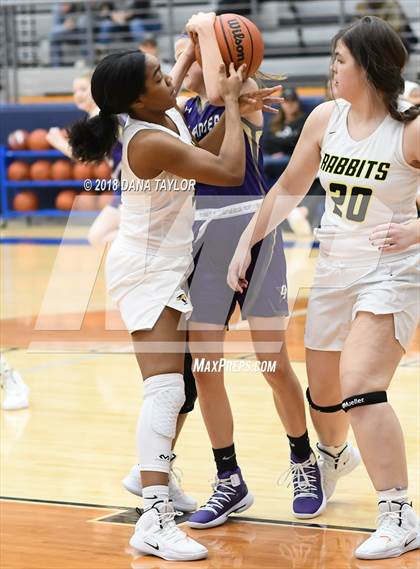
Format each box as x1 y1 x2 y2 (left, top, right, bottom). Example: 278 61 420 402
287 431 311 460
212 443 238 475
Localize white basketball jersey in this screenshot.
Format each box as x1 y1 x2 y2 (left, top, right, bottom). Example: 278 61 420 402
119 107 195 257
317 99 419 262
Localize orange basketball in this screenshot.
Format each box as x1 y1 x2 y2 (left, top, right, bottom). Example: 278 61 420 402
74 192 98 211
7 130 29 150
197 14 264 78
7 160 30 180
55 190 77 210
13 191 39 211
73 162 93 180
30 160 51 180
51 159 73 180
92 161 112 180
27 129 51 151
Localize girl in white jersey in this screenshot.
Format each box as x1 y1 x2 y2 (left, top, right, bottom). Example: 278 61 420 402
228 16 420 561
69 48 247 562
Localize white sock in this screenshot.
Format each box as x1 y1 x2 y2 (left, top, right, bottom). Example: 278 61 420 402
143 485 169 511
318 441 348 457
377 487 409 505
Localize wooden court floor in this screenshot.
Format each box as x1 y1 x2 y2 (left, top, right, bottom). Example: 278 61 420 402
1 222 419 568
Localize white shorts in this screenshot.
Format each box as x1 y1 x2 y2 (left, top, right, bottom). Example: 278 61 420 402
105 239 193 333
304 252 420 352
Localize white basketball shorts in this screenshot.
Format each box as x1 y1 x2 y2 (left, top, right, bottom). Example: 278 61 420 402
105 239 193 333
304 251 419 352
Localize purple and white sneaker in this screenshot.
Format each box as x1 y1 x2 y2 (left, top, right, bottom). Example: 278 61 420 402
282 450 326 519
186 468 254 529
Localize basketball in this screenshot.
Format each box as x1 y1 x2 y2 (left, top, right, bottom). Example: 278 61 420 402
30 160 51 180
7 161 31 181
73 162 93 180
51 159 73 180
55 190 77 210
92 161 112 180
27 129 51 151
13 190 39 211
7 130 29 150
196 14 264 78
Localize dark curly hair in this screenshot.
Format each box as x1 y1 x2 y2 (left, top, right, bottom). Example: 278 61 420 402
69 50 147 162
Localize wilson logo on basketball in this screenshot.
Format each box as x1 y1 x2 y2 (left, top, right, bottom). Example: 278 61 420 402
227 19 245 63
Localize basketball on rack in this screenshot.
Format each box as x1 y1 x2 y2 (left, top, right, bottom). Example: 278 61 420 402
92 161 112 180
55 190 77 210
30 160 52 180
7 130 29 150
7 160 31 181
27 129 51 151
73 162 93 180
13 190 39 211
51 160 73 180
195 13 264 78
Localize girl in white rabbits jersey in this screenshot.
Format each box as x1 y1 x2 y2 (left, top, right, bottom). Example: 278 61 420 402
228 16 420 561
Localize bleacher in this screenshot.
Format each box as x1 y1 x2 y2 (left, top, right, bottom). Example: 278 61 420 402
1 0 419 100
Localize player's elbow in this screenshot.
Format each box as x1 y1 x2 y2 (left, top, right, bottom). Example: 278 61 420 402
207 93 224 107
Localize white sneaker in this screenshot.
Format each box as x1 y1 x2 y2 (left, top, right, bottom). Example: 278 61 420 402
317 441 361 500
122 456 197 512
355 501 420 559
2 370 30 410
129 499 208 561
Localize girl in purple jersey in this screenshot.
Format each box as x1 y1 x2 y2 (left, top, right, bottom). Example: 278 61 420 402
179 13 330 526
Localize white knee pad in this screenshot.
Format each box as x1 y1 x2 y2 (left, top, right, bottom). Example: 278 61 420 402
136 373 185 473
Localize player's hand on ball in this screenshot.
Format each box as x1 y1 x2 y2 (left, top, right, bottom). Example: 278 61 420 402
227 244 251 293
239 85 283 115
219 63 247 101
369 220 420 253
186 12 216 33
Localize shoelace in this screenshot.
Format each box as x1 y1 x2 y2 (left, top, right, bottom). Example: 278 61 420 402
157 509 186 542
317 445 348 472
278 458 319 499
199 477 238 514
375 509 404 539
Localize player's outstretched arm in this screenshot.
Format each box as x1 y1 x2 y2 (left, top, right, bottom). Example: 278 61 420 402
227 101 334 291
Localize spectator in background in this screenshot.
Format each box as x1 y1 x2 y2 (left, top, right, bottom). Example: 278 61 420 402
96 1 160 47
50 3 86 66
138 34 171 74
263 88 324 234
355 1 417 52
263 88 307 181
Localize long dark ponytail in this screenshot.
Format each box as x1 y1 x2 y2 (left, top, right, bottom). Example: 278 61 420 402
332 16 419 123
69 50 147 162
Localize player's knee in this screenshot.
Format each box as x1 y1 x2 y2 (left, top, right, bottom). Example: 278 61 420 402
306 388 343 413
340 369 378 398
146 374 185 439
341 391 388 413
